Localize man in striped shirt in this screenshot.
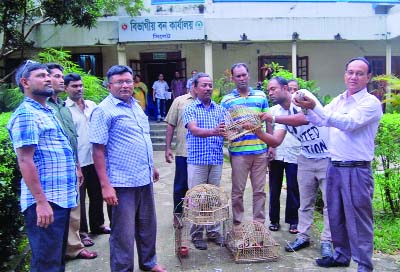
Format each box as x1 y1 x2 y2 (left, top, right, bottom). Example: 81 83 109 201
7 60 78 271
221 63 270 226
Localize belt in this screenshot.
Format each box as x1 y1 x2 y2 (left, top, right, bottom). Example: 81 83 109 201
331 161 370 167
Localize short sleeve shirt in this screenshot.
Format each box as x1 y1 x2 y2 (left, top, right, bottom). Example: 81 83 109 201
89 95 154 187
183 99 226 165
152 80 169 99
7 97 78 211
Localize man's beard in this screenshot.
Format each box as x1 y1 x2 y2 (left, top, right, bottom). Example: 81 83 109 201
32 88 54 97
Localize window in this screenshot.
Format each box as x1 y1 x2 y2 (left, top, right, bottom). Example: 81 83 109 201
258 55 309 82
72 54 103 77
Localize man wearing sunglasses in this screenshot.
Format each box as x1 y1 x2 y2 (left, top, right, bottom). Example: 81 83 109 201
7 60 78 271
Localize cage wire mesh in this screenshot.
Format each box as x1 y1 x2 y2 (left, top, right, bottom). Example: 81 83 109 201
226 221 280 263
175 184 230 259
182 184 230 225
224 104 263 141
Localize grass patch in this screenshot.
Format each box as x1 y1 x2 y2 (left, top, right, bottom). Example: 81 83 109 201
313 180 400 255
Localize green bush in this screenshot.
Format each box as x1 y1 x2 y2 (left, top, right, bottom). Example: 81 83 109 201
0 112 25 270
373 113 400 215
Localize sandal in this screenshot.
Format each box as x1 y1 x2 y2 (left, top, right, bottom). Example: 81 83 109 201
269 223 280 231
81 236 95 247
289 224 299 234
76 249 97 259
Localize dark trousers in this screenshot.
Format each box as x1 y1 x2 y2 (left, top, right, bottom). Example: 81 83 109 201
110 184 157 272
327 163 374 272
80 164 110 233
24 203 70 272
173 156 189 214
268 160 300 225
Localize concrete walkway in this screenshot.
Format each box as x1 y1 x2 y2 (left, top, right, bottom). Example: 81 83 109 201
66 151 400 272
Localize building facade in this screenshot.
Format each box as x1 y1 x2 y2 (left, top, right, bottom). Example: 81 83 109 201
5 1 400 96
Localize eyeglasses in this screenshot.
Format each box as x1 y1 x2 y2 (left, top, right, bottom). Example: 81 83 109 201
21 60 39 75
345 70 366 78
109 80 134 86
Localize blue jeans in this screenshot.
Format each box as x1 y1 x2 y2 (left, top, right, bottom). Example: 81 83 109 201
24 202 70 272
156 98 166 120
268 160 299 225
173 156 188 214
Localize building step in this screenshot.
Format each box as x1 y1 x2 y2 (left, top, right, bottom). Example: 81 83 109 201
149 120 175 151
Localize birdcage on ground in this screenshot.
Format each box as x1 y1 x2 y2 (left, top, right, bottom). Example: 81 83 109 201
226 221 280 263
174 184 230 259
182 184 230 225
224 105 263 142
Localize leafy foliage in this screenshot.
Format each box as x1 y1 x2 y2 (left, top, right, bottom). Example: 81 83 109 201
0 112 24 270
212 69 235 104
0 0 146 63
372 74 400 113
0 48 109 112
373 113 400 215
261 62 332 106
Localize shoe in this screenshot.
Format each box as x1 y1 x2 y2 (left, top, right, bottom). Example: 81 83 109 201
316 256 350 268
81 236 95 247
192 238 207 250
208 233 225 247
289 224 298 234
285 237 310 252
157 119 161 123
269 223 280 231
321 242 333 257
75 249 97 259
91 226 111 234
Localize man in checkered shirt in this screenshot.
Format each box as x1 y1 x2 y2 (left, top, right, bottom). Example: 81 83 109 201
182 72 226 250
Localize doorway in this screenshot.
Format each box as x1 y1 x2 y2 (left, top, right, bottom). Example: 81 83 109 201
130 52 187 120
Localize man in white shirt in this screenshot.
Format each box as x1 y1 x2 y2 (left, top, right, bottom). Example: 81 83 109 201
65 73 111 240
152 73 169 122
247 76 333 258
296 57 383 271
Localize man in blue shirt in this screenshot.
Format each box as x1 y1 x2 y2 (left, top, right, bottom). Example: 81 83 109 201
183 72 226 250
7 60 78 271
90 65 166 272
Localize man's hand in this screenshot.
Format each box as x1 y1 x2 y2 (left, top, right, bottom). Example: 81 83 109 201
267 147 275 161
213 122 226 136
77 166 84 187
36 201 54 228
153 168 160 182
260 112 274 123
102 184 118 206
165 148 174 163
293 95 316 110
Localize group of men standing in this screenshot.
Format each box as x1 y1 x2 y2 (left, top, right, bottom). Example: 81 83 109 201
7 57 382 272
166 58 382 272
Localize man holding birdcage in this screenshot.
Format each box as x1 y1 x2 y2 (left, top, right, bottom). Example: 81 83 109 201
183 72 227 250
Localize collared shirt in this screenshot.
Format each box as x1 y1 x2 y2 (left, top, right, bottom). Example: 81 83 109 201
186 78 194 90
269 105 301 163
183 99 226 165
89 94 154 187
305 88 382 161
47 97 78 162
171 78 186 98
275 89 330 159
152 80 169 99
221 87 269 156
7 97 78 212
165 93 195 157
65 97 97 167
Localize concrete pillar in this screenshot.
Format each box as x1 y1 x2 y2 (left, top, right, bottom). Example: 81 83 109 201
386 40 392 75
292 41 297 78
117 43 127 66
204 42 213 79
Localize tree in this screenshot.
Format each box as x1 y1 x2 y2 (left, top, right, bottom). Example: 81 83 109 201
0 0 146 78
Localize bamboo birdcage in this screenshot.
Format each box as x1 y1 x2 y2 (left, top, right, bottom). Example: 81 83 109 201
182 184 230 225
224 105 262 141
226 221 280 263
